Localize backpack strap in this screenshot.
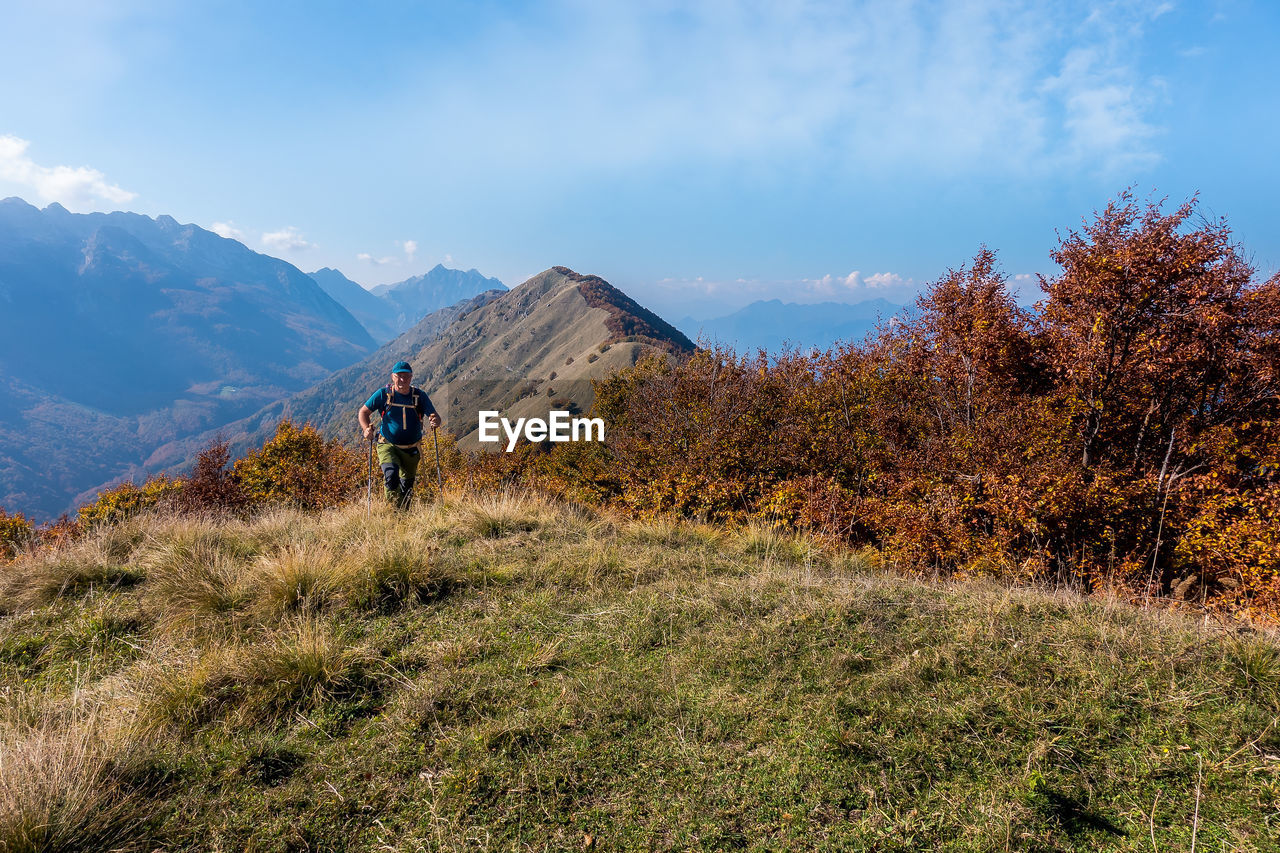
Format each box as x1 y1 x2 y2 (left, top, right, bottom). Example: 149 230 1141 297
384 384 420 430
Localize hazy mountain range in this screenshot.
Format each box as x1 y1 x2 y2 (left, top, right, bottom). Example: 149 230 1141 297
370 266 507 337
0 196 898 521
679 297 901 353
0 199 505 519
309 265 507 344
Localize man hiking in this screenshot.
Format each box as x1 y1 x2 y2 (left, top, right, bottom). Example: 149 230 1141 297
359 361 442 509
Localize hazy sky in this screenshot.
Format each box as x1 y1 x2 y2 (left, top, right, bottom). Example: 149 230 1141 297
1 0 1276 319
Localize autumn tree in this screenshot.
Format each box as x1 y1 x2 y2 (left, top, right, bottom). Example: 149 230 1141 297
233 420 364 511
1040 191 1259 474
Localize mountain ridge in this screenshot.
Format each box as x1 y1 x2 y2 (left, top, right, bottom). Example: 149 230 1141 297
307 263 508 343
370 264 507 337
308 267 401 343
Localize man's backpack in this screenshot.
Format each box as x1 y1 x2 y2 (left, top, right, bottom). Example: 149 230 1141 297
382 384 423 431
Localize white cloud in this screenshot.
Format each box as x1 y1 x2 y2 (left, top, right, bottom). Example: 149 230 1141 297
864 272 904 290
400 240 418 260
210 221 245 241
650 269 917 315
400 0 1174 181
261 226 315 253
0 134 136 211
1041 46 1162 173
802 271 910 298
358 252 393 266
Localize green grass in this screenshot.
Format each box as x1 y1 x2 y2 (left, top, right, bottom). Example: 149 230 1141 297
1 492 1278 851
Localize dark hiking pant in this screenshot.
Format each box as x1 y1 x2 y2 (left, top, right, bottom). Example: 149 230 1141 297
377 442 421 510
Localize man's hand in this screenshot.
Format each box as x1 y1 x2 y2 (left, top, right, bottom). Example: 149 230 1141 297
428 413 442 429
362 424 377 441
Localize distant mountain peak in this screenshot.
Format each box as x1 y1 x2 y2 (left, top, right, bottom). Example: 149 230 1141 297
371 265 507 336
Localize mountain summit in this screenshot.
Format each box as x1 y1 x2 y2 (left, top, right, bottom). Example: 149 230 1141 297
377 265 695 445
371 264 507 336
308 265 508 344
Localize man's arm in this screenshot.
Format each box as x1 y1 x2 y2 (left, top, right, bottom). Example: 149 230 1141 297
417 390 442 429
359 405 377 441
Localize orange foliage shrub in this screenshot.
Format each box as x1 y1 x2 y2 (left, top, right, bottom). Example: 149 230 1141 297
0 508 35 561
76 476 182 529
233 420 364 510
171 437 249 516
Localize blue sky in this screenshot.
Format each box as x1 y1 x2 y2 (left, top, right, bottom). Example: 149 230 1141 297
1 0 1276 320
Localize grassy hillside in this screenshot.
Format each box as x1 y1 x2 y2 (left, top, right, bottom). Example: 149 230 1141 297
2 493 1278 851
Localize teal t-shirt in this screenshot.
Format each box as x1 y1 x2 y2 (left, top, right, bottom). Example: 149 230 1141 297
366 386 436 446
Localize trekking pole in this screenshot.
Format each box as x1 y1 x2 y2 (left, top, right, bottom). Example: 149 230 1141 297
432 426 444 502
366 434 375 513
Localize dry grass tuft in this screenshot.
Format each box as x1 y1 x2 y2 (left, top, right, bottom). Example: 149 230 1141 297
1227 634 1280 696
624 516 724 551
0 537 144 614
0 704 151 852
250 542 343 616
140 531 254 631
734 523 818 566
462 491 552 538
233 617 375 722
242 506 318 553
137 617 377 730
348 533 439 610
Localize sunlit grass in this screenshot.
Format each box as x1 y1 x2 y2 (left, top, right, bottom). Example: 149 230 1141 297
0 489 1277 850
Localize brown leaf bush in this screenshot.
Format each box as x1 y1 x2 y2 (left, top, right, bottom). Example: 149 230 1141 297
486 192 1280 619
